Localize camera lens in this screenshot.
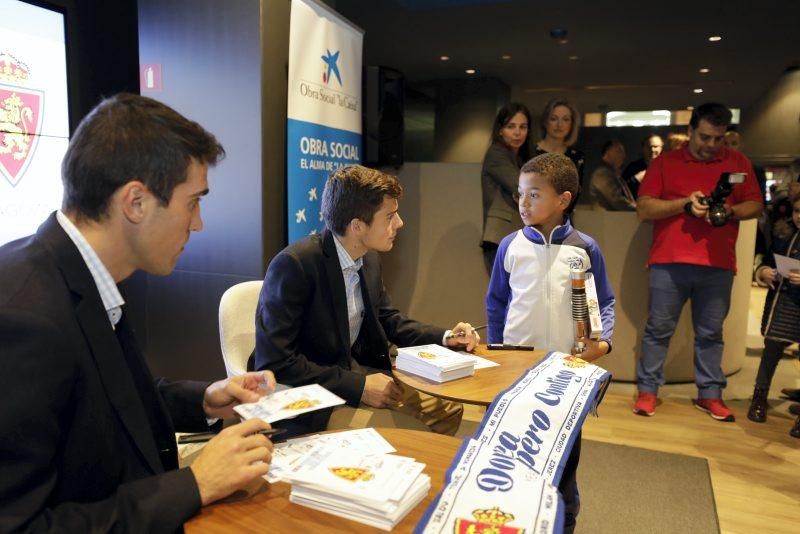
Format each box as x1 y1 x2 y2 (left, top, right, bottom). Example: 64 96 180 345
709 204 728 226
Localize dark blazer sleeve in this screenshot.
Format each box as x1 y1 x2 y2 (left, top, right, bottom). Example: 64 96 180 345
484 145 522 196
0 311 200 534
254 250 366 406
156 378 213 433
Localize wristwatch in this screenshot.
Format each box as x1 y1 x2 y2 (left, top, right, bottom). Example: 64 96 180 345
600 338 613 354
683 201 695 216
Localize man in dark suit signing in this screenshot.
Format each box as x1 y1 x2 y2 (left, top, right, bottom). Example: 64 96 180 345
0 94 277 533
254 165 480 435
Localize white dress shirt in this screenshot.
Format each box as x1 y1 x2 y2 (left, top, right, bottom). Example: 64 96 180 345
56 211 124 328
332 234 365 347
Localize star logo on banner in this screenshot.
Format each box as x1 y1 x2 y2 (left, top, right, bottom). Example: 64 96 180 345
296 208 306 223
308 187 317 201
309 228 318 235
321 49 342 86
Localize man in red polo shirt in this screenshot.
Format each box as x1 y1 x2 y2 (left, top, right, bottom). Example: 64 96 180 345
633 102 762 421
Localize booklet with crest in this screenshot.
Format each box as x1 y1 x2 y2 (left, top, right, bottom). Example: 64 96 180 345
282 444 425 506
233 384 345 423
266 428 396 483
283 442 430 531
396 344 475 382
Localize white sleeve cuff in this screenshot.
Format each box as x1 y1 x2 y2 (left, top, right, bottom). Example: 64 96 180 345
442 330 452 345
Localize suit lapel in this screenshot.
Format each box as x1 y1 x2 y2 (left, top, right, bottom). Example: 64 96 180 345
321 231 353 355
37 214 164 474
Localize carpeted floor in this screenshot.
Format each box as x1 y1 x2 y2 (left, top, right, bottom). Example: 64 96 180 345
576 440 719 534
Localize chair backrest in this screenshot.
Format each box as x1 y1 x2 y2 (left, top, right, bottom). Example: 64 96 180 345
218 280 263 378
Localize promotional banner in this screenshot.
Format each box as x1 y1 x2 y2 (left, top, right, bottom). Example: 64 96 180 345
416 352 611 534
287 0 363 242
0 0 70 246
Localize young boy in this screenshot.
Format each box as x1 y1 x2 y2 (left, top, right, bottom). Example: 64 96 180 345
486 152 615 361
485 152 616 534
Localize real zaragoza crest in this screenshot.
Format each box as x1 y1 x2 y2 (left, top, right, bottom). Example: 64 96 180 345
282 399 321 410
454 506 524 534
0 52 43 187
329 466 374 482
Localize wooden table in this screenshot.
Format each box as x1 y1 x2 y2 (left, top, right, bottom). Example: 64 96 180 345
393 345 547 406
184 428 461 533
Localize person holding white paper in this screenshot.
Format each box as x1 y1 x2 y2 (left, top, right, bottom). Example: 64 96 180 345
749 190 800 438
253 165 479 436
0 94 278 533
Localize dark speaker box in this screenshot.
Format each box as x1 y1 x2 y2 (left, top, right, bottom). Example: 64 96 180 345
363 66 404 167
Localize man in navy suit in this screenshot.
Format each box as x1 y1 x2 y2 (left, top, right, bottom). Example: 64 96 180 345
0 94 277 532
253 165 480 435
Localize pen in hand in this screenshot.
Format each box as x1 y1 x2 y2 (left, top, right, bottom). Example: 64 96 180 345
177 427 286 444
445 324 487 340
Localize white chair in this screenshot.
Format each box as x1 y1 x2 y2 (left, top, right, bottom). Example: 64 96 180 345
218 280 263 378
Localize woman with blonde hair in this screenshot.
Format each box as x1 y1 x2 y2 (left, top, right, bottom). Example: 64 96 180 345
666 131 689 151
534 98 585 198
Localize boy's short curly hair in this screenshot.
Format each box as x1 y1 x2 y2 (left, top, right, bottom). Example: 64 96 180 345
520 152 579 198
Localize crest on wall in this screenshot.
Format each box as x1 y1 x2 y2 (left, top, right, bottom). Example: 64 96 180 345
0 52 44 187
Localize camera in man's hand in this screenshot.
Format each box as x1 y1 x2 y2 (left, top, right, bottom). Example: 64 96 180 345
698 172 747 226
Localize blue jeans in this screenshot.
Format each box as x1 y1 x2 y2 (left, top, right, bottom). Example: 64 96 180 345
637 264 734 399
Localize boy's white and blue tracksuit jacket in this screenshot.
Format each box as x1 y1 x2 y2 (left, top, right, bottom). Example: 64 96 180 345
486 219 616 352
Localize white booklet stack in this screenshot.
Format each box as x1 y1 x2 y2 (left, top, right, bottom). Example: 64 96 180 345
281 440 430 531
396 344 475 383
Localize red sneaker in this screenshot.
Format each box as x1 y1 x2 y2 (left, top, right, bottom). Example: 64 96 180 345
693 398 735 422
633 392 656 416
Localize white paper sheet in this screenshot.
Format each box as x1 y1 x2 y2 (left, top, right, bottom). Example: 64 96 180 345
774 253 800 278
282 444 424 507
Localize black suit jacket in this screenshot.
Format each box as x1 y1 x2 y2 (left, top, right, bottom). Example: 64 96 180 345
254 230 445 407
0 214 212 533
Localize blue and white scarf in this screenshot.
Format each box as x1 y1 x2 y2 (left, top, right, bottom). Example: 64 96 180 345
416 352 611 534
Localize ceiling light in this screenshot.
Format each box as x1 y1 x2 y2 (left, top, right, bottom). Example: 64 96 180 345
568 55 579 60
708 35 722 42
699 68 710 73
687 106 694 110
693 88 703 93
501 55 511 60
440 55 449 61
465 69 476 74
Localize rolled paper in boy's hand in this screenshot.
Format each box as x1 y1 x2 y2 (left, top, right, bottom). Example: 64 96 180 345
571 267 590 354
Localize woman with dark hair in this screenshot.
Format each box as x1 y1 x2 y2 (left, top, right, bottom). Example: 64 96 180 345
481 102 532 269
534 98 585 200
